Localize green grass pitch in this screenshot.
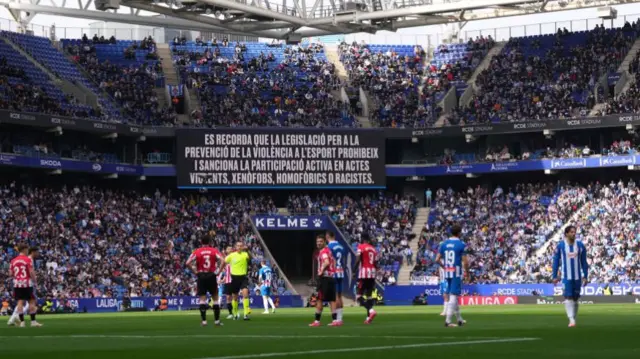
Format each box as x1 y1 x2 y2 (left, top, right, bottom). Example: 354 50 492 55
0 305 638 359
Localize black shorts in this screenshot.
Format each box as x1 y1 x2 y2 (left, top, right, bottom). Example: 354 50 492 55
222 282 234 296
196 273 218 297
14 287 33 301
228 275 249 294
357 278 376 297
316 277 336 302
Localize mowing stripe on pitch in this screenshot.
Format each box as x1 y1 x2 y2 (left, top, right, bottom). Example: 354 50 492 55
0 334 501 340
195 338 541 359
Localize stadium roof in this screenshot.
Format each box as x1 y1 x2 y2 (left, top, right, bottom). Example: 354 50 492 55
1 0 639 40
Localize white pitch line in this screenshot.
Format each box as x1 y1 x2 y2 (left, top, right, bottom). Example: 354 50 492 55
0 334 501 340
195 338 541 359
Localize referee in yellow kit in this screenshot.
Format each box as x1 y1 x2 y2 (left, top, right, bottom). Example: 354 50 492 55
225 241 252 320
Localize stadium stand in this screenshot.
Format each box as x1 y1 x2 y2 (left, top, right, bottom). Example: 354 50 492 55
2 31 126 122
446 25 638 125
174 41 354 127
287 194 418 285
535 181 640 283
63 36 177 126
410 183 591 284
0 187 288 299
0 38 95 118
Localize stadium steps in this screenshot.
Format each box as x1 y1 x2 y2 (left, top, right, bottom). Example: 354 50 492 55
156 43 180 85
61 50 125 115
0 36 94 109
534 199 591 258
357 115 373 128
397 206 431 285
291 280 315 299
188 87 201 115
468 41 506 92
154 87 168 108
324 45 348 81
617 37 640 73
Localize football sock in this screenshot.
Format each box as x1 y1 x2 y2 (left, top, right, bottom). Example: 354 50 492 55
9 307 19 322
227 302 233 315
336 308 343 321
30 313 36 322
314 311 321 322
268 297 275 310
443 301 448 313
454 301 463 321
574 300 580 319
446 295 457 323
199 304 207 321
18 314 24 322
213 304 220 321
232 300 239 316
564 299 574 320
243 298 250 316
366 299 375 314
262 296 268 311
331 312 337 321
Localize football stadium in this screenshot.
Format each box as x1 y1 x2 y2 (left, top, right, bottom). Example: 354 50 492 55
1 0 640 358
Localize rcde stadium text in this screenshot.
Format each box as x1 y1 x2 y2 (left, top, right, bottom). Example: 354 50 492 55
182 132 381 186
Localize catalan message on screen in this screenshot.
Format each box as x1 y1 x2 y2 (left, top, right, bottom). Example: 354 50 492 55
176 129 386 188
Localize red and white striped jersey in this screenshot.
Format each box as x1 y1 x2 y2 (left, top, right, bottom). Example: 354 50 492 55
10 254 34 288
317 247 336 278
218 264 232 284
357 243 377 279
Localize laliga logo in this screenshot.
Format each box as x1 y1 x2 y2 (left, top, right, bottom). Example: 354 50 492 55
313 219 323 228
503 297 515 305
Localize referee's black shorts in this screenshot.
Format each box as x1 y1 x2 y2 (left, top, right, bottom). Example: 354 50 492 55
196 273 218 297
228 275 249 294
357 278 376 297
317 276 336 302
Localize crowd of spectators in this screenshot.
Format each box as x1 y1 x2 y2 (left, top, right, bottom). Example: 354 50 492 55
535 181 639 283
435 137 638 165
287 193 418 285
410 183 590 284
339 40 432 127
66 38 177 126
446 24 639 125
0 185 287 300
0 56 95 118
598 44 640 116
178 42 352 127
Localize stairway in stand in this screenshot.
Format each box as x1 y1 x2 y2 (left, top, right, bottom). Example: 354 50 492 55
156 43 190 124
324 45 348 82
397 207 431 285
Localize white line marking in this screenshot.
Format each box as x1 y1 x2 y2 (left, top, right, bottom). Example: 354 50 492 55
195 338 541 359
0 334 501 340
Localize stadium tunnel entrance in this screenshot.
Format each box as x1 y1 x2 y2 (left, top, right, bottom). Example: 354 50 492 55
259 230 322 296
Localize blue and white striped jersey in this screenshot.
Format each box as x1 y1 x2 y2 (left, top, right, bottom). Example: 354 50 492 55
438 238 466 279
552 239 589 281
328 241 345 278
259 266 273 287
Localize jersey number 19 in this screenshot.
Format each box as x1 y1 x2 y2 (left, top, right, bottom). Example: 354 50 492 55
444 250 455 267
